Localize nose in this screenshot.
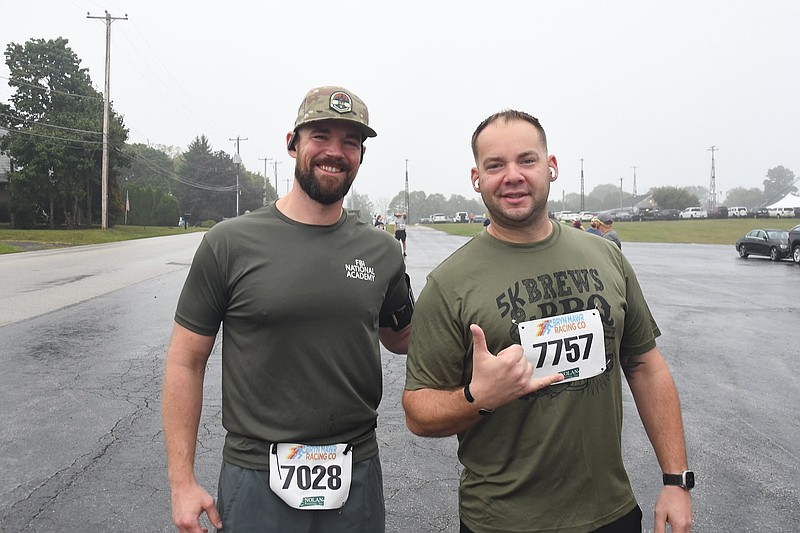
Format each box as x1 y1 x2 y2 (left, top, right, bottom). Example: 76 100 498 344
502 163 526 184
321 137 347 156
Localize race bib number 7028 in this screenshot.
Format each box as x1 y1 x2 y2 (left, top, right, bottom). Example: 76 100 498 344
269 442 353 510
518 309 607 383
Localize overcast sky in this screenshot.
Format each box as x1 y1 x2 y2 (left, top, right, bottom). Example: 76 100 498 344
3 0 799 205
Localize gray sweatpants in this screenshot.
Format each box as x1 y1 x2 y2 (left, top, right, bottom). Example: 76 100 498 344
215 454 385 533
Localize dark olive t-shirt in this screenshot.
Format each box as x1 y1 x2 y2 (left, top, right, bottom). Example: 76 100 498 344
406 222 659 533
176 204 408 468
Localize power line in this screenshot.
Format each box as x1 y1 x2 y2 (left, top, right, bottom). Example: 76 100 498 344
0 112 102 136
2 126 102 146
0 74 104 101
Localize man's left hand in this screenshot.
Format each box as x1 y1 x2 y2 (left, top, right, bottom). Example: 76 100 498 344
654 486 692 533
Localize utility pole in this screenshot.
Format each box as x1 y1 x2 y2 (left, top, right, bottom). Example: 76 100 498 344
619 177 624 210
273 161 283 199
404 159 410 215
87 10 127 229
580 158 585 211
229 137 248 216
708 145 718 211
259 156 272 206
631 165 639 200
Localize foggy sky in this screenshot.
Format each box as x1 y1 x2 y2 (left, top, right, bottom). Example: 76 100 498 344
3 0 799 205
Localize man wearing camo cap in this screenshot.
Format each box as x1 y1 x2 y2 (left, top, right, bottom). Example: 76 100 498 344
164 86 413 532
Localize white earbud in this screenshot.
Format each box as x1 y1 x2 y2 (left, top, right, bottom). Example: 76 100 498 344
473 179 480 191
549 167 556 178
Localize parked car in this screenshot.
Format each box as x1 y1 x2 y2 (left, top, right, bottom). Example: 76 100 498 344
431 213 449 224
657 209 681 220
789 224 800 264
453 211 469 223
579 211 595 222
635 207 659 221
614 210 633 222
707 206 729 219
752 207 770 219
735 228 791 261
556 211 579 222
768 206 796 218
728 206 749 218
679 207 707 219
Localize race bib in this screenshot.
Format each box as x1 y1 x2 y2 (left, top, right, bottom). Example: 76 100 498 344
269 442 353 510
518 309 607 383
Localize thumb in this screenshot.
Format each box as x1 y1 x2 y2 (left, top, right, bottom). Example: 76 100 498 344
205 502 223 531
470 324 490 360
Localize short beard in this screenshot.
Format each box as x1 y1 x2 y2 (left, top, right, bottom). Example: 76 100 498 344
295 160 355 205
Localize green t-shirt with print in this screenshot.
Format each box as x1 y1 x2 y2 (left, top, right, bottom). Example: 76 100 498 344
405 221 659 533
176 203 409 469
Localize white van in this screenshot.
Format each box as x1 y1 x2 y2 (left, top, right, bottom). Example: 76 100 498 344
679 207 707 219
728 206 748 218
768 206 796 218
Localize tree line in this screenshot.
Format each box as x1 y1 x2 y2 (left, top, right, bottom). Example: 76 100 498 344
2 38 796 229
547 166 797 215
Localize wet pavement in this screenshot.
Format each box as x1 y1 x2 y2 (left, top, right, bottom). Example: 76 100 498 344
0 226 798 532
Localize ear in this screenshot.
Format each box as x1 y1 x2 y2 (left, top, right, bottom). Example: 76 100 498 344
286 131 298 157
360 145 366 164
471 168 481 191
548 155 558 181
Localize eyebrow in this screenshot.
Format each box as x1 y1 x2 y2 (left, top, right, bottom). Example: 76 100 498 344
308 124 362 140
482 149 539 164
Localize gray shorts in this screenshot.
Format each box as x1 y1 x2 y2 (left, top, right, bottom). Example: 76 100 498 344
215 454 385 533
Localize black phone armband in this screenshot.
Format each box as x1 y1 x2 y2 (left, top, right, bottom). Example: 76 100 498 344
379 274 415 332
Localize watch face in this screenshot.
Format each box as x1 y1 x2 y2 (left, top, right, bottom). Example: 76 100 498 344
684 471 695 489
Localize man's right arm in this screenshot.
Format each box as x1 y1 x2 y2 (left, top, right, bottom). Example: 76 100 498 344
403 324 563 437
162 323 222 532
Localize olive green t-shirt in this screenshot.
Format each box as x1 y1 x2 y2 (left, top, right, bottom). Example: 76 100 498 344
176 203 409 469
405 221 659 533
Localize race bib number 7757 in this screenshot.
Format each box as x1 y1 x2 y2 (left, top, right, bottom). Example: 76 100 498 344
518 309 607 383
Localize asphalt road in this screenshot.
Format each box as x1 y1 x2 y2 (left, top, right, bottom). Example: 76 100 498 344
0 226 798 532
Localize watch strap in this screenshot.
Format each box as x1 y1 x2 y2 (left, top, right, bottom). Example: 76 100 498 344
663 470 695 490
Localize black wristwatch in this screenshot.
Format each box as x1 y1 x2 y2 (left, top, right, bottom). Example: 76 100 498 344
663 470 695 491
463 383 495 416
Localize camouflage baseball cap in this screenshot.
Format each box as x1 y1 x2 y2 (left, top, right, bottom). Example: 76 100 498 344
293 86 377 139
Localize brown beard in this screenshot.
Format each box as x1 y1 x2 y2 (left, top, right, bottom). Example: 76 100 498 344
295 158 355 205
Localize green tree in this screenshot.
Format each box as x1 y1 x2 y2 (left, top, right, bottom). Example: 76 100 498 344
585 184 633 211
121 143 178 192
1 37 128 228
177 136 237 222
237 166 270 214
650 186 700 210
346 189 374 219
153 193 181 226
763 166 797 203
724 187 764 209
684 186 708 206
